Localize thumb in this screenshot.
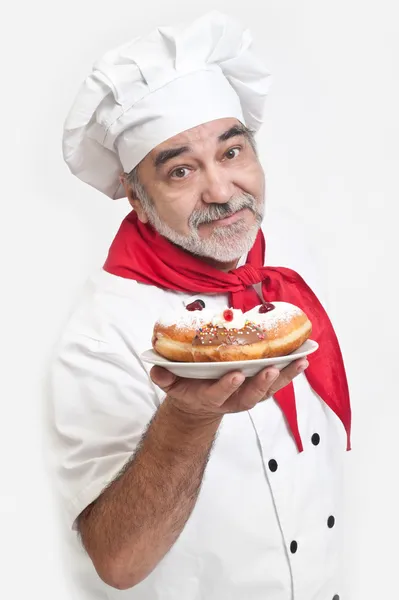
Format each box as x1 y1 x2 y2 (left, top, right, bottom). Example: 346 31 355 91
150 366 178 390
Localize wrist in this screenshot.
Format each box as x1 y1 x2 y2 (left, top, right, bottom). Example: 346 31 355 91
161 396 223 434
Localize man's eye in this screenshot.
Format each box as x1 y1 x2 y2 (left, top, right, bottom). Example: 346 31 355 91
170 167 190 179
225 147 241 160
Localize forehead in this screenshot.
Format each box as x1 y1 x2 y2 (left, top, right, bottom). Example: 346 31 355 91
149 117 242 156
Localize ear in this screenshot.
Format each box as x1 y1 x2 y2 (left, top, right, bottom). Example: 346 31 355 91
119 174 149 224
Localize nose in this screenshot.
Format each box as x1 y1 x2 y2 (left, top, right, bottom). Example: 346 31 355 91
201 165 235 205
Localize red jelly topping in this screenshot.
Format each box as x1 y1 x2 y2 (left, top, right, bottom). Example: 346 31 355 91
223 309 234 322
258 302 275 314
186 299 205 311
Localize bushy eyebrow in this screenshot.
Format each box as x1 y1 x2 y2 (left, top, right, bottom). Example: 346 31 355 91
154 146 191 169
153 124 254 169
218 124 253 143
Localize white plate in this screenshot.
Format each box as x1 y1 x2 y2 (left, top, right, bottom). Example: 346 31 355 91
140 339 319 380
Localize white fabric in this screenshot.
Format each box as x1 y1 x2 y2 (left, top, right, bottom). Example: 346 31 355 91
48 216 346 599
62 11 272 200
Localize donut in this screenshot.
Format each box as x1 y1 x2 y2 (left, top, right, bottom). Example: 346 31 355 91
152 300 213 362
152 299 312 363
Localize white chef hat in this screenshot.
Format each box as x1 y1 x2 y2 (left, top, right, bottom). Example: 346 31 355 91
62 11 272 199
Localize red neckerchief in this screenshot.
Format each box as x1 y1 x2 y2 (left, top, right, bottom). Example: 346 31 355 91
104 210 351 452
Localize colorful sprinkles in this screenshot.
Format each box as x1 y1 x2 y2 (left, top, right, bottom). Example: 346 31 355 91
193 320 266 346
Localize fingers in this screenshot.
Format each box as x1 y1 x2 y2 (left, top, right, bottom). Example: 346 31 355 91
223 358 309 412
203 371 246 407
150 367 245 412
150 366 178 392
150 366 247 407
150 357 310 418
224 367 280 412
266 358 309 398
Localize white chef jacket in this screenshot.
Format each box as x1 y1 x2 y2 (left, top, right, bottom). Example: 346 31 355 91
49 213 347 600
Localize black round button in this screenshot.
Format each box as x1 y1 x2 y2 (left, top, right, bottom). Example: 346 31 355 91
268 459 278 472
290 541 298 554
328 516 336 528
311 433 320 446
332 596 340 600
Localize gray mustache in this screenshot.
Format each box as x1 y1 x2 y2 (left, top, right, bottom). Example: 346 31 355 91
189 193 256 229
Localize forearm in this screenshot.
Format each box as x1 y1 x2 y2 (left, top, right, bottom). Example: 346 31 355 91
78 397 222 589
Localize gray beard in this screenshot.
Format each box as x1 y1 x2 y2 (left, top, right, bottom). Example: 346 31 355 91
139 190 264 262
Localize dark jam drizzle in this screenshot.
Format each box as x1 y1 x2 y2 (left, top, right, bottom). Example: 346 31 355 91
186 299 206 311
259 302 275 314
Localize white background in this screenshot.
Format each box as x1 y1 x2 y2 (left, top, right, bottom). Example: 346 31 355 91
1 1 398 598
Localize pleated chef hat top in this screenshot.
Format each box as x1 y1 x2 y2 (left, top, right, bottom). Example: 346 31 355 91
62 11 272 200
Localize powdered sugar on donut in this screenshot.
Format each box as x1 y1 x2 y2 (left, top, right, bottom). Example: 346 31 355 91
157 302 303 333
246 302 303 332
157 308 214 329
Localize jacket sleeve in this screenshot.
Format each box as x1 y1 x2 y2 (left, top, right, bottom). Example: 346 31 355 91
48 331 160 530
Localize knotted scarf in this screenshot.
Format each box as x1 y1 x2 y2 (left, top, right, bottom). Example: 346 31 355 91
104 210 351 452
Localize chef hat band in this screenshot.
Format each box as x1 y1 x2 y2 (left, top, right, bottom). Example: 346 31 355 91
63 11 272 199
116 68 244 173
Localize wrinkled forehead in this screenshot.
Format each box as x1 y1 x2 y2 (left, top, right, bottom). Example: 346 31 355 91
140 118 247 170
153 117 243 150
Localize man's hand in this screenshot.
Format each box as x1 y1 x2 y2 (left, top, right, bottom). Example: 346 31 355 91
150 358 309 419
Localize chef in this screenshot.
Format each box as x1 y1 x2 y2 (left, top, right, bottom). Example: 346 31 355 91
50 11 351 600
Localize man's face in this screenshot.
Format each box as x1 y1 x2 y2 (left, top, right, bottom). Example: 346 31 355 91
126 118 265 263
